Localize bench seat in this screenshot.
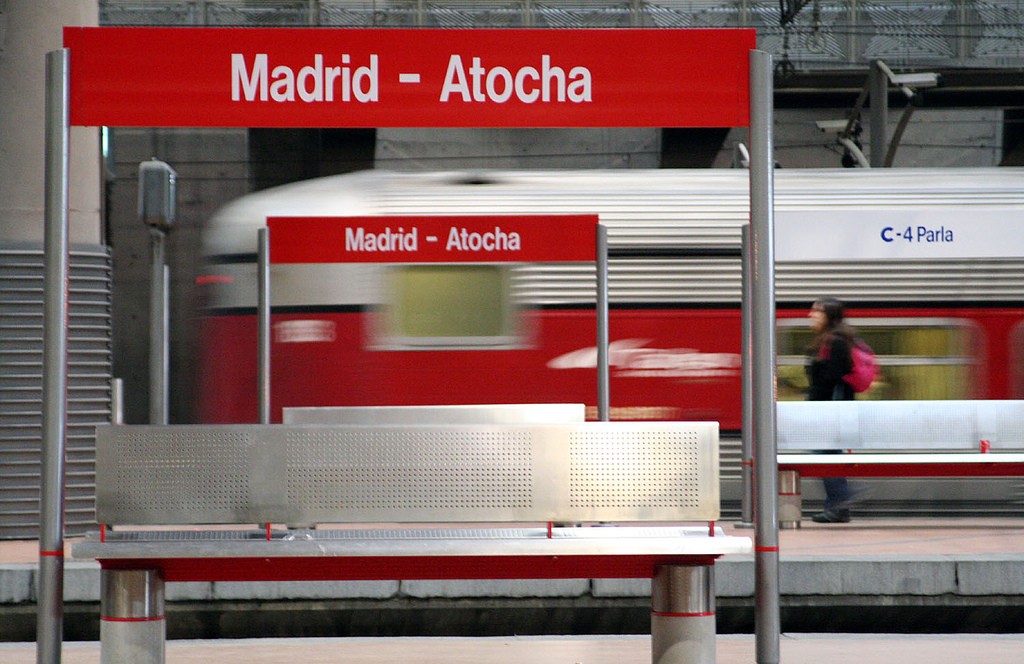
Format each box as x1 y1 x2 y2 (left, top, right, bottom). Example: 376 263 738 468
76 526 750 582
773 400 1024 526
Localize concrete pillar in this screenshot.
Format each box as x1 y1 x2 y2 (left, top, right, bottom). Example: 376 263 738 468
0 0 100 245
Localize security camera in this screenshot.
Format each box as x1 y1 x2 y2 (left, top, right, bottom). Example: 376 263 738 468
815 120 848 133
138 160 177 231
891 72 940 88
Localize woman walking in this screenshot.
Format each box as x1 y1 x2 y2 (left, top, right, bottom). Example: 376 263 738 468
805 297 864 523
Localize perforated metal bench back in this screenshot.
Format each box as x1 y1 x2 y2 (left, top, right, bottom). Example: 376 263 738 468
96 422 719 525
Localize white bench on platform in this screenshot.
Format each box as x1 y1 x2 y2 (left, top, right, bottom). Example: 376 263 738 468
74 417 750 664
776 400 1024 526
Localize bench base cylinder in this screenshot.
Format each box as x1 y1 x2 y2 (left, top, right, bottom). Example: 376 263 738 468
651 564 715 664
100 568 165 664
778 469 802 529
101 618 165 664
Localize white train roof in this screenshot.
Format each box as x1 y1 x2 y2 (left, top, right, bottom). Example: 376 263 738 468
205 167 1024 256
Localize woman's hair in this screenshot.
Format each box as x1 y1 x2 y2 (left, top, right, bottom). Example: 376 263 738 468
813 297 846 331
810 297 855 350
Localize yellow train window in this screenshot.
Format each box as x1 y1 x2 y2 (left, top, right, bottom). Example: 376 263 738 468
375 264 523 348
777 318 977 401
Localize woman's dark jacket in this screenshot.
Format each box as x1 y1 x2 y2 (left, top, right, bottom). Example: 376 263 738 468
806 334 854 401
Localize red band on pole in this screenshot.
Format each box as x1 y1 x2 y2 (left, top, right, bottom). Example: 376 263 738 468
195 274 234 285
39 550 64 557
755 545 779 553
101 616 166 623
652 610 716 618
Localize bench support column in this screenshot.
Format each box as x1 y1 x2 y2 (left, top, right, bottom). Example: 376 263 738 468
651 564 715 664
100 568 165 664
778 469 802 528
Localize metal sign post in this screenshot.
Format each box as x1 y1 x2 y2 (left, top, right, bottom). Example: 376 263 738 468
39 47 70 664
738 225 754 528
149 254 169 424
596 224 610 421
749 49 780 664
257 228 271 425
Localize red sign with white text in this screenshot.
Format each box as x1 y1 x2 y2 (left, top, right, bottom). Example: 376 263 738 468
63 27 754 128
268 216 599 263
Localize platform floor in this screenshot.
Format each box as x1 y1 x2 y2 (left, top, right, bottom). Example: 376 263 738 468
4 633 1024 664
5 518 1024 662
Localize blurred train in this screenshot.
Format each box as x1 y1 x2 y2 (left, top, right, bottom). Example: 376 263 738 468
196 167 1024 514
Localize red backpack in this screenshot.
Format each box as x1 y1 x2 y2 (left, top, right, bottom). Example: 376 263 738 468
844 339 878 393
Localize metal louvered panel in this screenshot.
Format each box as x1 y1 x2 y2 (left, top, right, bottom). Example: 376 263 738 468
776 260 1024 304
0 244 112 539
512 259 1024 305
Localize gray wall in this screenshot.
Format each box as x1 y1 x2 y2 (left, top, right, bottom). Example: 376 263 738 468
106 129 249 424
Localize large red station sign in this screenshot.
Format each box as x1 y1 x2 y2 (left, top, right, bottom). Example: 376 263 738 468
63 27 753 129
268 215 599 263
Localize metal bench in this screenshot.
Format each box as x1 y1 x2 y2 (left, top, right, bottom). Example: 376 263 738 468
73 418 750 664
776 400 1024 526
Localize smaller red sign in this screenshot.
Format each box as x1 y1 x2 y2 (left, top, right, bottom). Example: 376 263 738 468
268 216 599 263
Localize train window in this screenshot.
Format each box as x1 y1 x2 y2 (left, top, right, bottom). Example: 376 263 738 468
374 264 522 348
776 318 978 401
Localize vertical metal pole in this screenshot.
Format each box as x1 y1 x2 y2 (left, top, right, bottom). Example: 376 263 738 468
111 378 124 426
256 229 272 531
257 228 271 424
750 49 780 664
737 225 754 528
149 231 168 424
161 265 169 414
869 60 888 168
596 224 610 421
39 47 70 664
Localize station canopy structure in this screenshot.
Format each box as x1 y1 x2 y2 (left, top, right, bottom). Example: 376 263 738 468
96 0 1024 78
